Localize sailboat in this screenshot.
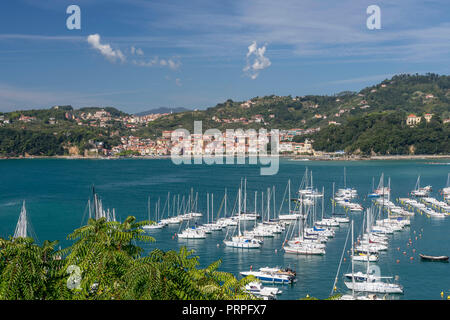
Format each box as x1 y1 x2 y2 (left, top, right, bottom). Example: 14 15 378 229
335 167 358 199
331 182 350 223
178 196 207 239
186 189 203 218
283 205 326 255
237 178 260 221
224 187 261 248
370 173 390 198
13 200 29 239
443 173 450 202
143 197 165 230
279 179 302 221
89 186 117 222
411 175 431 197
201 193 224 232
337 221 382 300
315 187 340 227
344 262 403 294
216 189 238 227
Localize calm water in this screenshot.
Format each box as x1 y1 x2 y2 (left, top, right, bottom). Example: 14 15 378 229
0 158 449 300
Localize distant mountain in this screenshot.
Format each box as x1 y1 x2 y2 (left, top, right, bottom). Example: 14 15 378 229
135 107 190 116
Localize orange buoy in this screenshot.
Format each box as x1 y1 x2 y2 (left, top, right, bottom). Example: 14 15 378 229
403 251 407 255
413 249 416 253
396 259 400 263
410 257 414 260
344 258 346 262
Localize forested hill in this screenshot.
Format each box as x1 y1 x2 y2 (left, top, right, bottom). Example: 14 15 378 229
0 73 449 157
308 111 449 155
141 73 450 135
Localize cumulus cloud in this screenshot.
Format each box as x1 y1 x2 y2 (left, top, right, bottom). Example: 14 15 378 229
87 34 180 70
87 34 125 63
243 41 271 79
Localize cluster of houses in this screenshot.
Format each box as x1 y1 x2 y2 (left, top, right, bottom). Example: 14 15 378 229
64 108 170 129
109 127 318 157
212 114 269 124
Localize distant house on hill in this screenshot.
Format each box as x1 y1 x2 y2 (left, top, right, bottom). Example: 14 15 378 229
424 113 433 123
18 114 36 122
406 114 421 126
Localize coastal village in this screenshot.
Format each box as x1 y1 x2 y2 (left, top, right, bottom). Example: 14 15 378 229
1 103 448 159
0 105 323 157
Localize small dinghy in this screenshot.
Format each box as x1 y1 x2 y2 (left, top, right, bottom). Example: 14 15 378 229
419 254 449 262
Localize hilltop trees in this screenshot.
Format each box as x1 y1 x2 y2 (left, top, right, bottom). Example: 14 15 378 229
309 111 450 155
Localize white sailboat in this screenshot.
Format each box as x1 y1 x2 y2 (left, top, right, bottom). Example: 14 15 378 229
331 182 350 223
224 187 261 249
13 200 29 239
283 205 326 255
143 197 165 230
279 179 301 221
315 187 340 227
411 175 431 197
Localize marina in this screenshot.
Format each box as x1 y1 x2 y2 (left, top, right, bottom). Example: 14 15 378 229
1 158 450 300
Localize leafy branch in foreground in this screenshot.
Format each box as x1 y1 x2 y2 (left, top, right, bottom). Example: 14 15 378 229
0 216 255 300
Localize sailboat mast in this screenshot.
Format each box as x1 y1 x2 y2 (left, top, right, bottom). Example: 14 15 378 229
332 182 335 215
351 219 355 297
148 196 151 221
167 192 170 218
88 199 91 219
344 167 347 189
238 188 242 236
288 179 291 214
244 178 247 214
322 186 325 220
207 193 209 224
272 186 276 220
224 189 227 217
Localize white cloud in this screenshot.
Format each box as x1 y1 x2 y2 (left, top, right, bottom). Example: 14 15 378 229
243 41 271 79
131 46 144 56
87 34 126 63
132 57 181 70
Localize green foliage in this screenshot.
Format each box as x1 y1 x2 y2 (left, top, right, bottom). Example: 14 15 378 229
0 216 256 300
309 111 449 155
0 128 64 156
117 150 140 157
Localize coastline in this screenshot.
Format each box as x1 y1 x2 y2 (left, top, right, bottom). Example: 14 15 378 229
0 154 449 161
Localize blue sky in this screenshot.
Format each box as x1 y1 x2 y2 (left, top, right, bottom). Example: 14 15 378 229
0 0 449 113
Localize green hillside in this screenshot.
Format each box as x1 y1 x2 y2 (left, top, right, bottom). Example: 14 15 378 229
141 73 450 136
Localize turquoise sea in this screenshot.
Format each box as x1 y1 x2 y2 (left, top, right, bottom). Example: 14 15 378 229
0 158 449 300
